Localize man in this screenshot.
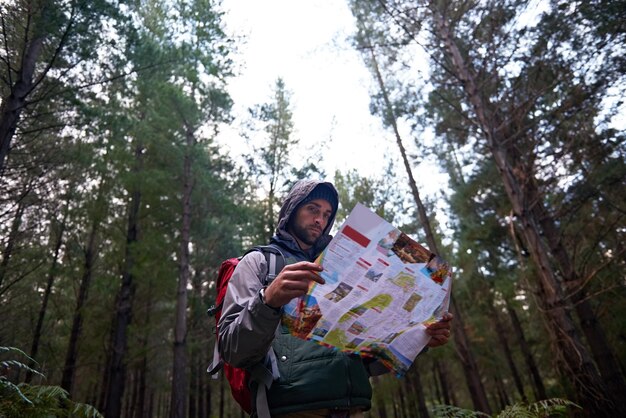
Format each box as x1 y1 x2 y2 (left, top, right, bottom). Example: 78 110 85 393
218 179 453 417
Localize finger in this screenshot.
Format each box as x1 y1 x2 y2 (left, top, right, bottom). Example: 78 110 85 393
427 337 448 348
426 326 451 336
279 269 325 285
282 261 323 272
426 321 451 330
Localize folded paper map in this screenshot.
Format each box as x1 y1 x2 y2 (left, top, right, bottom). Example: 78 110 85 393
282 203 452 376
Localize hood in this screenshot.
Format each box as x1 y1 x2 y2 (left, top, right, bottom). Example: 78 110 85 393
274 179 339 255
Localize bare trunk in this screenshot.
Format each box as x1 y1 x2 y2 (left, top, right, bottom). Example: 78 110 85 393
535 205 626 402
61 216 98 395
505 299 547 401
0 31 45 173
171 129 194 418
450 297 491 413
219 373 225 418
398 380 408 418
26 213 67 383
494 373 510 411
435 360 452 405
408 368 429 418
430 6 621 415
371 377 389 418
0 194 27 290
135 294 151 418
104 143 142 418
489 300 527 402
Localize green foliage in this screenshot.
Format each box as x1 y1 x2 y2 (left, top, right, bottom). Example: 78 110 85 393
0 346 102 417
432 398 580 418
0 384 103 418
244 77 325 242
333 166 405 226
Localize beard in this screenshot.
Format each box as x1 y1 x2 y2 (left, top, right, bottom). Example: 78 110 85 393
289 221 322 247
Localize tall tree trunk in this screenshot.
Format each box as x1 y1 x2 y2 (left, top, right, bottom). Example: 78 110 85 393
435 360 452 405
494 373 510 411
61 214 98 395
135 293 151 418
535 205 626 403
171 129 194 418
0 191 27 291
0 21 45 173
431 362 443 404
429 6 621 416
26 211 67 383
488 299 527 402
505 299 546 401
189 352 198 418
371 377 389 418
104 143 142 418
409 368 430 418
398 380 408 418
219 373 225 418
363 36 491 414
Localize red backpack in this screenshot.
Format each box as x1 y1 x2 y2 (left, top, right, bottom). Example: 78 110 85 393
207 246 284 414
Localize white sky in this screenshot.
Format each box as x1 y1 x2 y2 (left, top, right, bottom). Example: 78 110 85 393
217 0 406 179
215 0 453 239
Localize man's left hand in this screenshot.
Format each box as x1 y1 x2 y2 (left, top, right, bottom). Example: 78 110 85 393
425 312 453 348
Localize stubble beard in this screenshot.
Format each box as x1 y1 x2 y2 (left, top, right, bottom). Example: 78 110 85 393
290 222 321 248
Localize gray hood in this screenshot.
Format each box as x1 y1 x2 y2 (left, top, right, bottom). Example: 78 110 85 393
274 179 338 255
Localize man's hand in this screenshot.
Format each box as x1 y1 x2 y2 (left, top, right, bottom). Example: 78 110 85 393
426 312 453 348
263 262 325 308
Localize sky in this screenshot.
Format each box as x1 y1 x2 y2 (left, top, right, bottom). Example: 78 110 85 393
216 0 411 180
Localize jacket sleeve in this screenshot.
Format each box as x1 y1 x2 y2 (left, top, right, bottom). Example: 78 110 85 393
217 251 282 369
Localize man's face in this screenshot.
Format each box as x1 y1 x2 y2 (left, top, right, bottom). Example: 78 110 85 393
287 198 333 250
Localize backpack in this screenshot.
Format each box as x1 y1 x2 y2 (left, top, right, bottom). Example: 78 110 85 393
207 245 285 414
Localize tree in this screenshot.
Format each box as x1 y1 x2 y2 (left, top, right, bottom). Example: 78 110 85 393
354 0 626 415
351 2 492 412
0 0 121 174
245 78 323 242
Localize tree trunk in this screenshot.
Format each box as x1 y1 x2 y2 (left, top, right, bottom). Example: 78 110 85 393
189 353 198 418
489 300 527 402
0 27 45 173
26 209 67 382
363 35 491 414
398 379 408 418
0 192 27 291
104 143 142 418
219 370 225 418
61 215 98 395
171 129 194 418
430 362 442 404
371 376 389 418
429 6 622 416
494 373 510 411
435 360 452 405
135 294 151 418
409 368 430 418
450 297 491 413
505 299 547 401
535 205 626 403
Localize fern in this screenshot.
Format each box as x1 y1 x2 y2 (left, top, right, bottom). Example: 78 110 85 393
432 398 580 418
0 346 103 418
498 398 580 418
432 404 491 417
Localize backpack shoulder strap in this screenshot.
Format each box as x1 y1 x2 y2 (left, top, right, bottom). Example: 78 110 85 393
247 245 285 285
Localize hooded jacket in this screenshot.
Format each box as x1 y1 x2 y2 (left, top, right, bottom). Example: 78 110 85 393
218 180 373 416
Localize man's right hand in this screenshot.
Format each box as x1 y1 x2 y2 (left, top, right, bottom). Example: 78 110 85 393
262 261 325 308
